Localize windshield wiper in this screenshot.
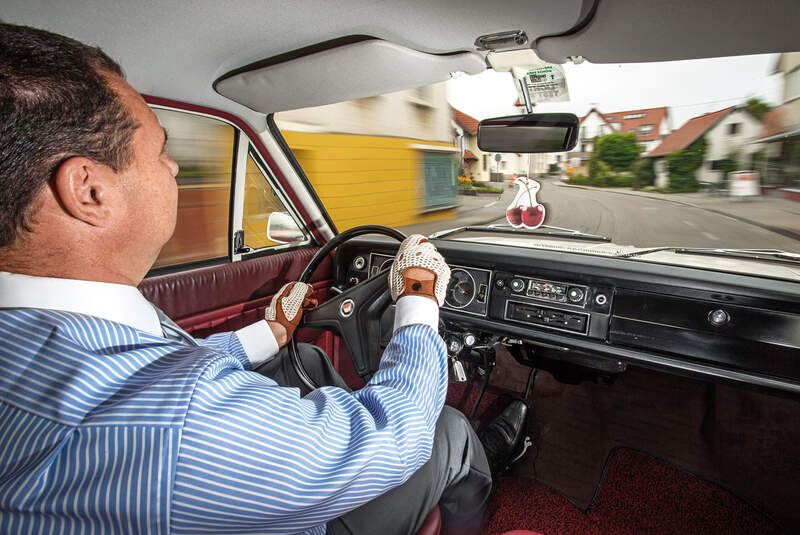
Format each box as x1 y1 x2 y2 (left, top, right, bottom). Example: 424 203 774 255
618 247 800 266
429 223 611 242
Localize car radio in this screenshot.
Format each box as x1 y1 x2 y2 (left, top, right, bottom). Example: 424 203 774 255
497 275 590 308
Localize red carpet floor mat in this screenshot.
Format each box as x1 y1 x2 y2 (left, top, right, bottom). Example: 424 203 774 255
485 448 783 535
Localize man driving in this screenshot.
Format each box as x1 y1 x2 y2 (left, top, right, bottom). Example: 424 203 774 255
0 23 528 534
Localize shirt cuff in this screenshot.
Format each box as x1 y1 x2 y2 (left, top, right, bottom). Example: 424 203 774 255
235 319 280 367
393 295 439 334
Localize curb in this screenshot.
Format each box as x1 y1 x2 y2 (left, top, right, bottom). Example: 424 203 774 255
558 183 800 242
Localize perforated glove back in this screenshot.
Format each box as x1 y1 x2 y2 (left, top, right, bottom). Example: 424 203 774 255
389 234 450 306
265 282 317 339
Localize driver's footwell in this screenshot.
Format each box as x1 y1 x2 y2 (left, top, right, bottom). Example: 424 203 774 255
484 448 782 535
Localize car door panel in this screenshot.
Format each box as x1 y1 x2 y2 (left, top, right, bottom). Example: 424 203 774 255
140 246 332 334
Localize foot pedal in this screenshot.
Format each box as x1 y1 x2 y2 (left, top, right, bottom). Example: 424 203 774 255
450 357 468 383
507 436 532 467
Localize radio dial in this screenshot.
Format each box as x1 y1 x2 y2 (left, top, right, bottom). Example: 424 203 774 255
510 278 526 293
567 287 584 303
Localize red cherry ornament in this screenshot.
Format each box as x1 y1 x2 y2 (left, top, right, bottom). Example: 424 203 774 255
521 204 545 227
506 206 523 226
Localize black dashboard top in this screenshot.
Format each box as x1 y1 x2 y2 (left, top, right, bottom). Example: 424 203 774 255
337 237 800 396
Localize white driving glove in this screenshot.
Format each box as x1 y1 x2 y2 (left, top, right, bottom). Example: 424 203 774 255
388 234 450 306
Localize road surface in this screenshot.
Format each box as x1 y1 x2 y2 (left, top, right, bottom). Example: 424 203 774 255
399 180 800 253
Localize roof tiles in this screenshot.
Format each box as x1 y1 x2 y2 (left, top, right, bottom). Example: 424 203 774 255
647 107 734 157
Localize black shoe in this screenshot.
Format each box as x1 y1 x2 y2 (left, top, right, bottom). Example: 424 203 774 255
479 399 530 476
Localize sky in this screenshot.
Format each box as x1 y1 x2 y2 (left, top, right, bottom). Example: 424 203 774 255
446 53 783 131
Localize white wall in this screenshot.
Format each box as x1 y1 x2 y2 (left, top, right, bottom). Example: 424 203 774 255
578 111 610 153
698 109 763 183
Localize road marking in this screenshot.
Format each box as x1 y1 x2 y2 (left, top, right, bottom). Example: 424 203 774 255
702 232 719 241
483 200 499 208
683 220 696 227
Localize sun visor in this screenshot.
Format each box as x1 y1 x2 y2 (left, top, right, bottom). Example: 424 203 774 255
536 0 800 64
215 39 486 113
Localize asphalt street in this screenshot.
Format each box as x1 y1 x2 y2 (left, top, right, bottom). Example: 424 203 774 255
399 180 800 253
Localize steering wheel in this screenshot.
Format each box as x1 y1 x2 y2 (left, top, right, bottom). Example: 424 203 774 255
288 225 407 390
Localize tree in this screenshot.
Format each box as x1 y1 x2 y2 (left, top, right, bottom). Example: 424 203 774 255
745 97 771 120
666 136 707 192
631 158 655 189
593 133 641 172
588 156 613 187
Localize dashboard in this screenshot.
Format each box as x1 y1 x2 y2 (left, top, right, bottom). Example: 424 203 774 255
338 237 800 395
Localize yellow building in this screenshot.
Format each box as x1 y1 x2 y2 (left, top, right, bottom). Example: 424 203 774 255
275 83 459 231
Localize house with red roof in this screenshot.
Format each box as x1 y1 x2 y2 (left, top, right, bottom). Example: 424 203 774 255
552 106 672 175
647 106 763 188
512 101 669 176
751 52 800 189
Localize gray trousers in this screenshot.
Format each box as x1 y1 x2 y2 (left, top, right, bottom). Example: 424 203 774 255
256 344 492 535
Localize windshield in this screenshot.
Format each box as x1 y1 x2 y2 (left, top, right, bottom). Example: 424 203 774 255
274 52 800 280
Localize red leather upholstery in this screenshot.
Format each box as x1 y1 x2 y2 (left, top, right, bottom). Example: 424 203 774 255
139 247 330 321
416 505 441 535
502 531 544 535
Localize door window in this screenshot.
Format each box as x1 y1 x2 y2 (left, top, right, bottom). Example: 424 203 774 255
151 108 235 268
243 152 305 249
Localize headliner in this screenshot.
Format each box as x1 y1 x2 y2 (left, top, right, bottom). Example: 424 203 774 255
3 0 799 131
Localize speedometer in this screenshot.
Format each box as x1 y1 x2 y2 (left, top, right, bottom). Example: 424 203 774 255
445 269 476 309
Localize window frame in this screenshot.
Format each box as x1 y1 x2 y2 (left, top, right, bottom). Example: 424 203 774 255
144 100 315 276
237 145 312 260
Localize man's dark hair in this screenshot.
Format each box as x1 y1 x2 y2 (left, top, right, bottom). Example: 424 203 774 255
0 23 137 246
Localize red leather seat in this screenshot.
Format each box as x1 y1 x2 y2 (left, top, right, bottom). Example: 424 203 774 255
416 505 441 535
502 531 544 535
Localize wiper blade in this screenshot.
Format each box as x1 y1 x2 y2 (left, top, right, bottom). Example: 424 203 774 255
619 247 800 266
429 224 610 242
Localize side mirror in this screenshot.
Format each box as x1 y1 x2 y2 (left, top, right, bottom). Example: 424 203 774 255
266 211 305 244
478 113 579 153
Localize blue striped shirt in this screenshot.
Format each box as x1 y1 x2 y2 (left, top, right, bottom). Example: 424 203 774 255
0 308 447 534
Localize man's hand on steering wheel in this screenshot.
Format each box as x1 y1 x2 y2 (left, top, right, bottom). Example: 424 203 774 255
389 235 450 306
266 282 317 347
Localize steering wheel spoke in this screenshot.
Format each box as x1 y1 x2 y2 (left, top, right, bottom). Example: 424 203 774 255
289 225 407 389
302 271 391 376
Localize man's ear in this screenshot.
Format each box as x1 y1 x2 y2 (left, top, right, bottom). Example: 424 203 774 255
52 157 114 226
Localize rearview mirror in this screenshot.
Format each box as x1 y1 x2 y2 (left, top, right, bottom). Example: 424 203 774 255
477 113 579 153
266 211 305 244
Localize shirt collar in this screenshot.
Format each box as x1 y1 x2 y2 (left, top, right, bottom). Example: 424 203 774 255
0 271 162 336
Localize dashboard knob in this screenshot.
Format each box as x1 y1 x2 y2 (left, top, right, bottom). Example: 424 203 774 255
510 278 525 293
595 293 608 306
567 287 584 303
708 309 730 326
447 337 463 355
463 333 477 347
353 256 366 270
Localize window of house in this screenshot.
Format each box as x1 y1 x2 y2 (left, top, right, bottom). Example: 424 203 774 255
786 68 800 102
728 123 741 135
242 151 303 250
152 108 235 268
639 124 654 135
581 143 587 152
624 113 645 119
483 154 488 171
